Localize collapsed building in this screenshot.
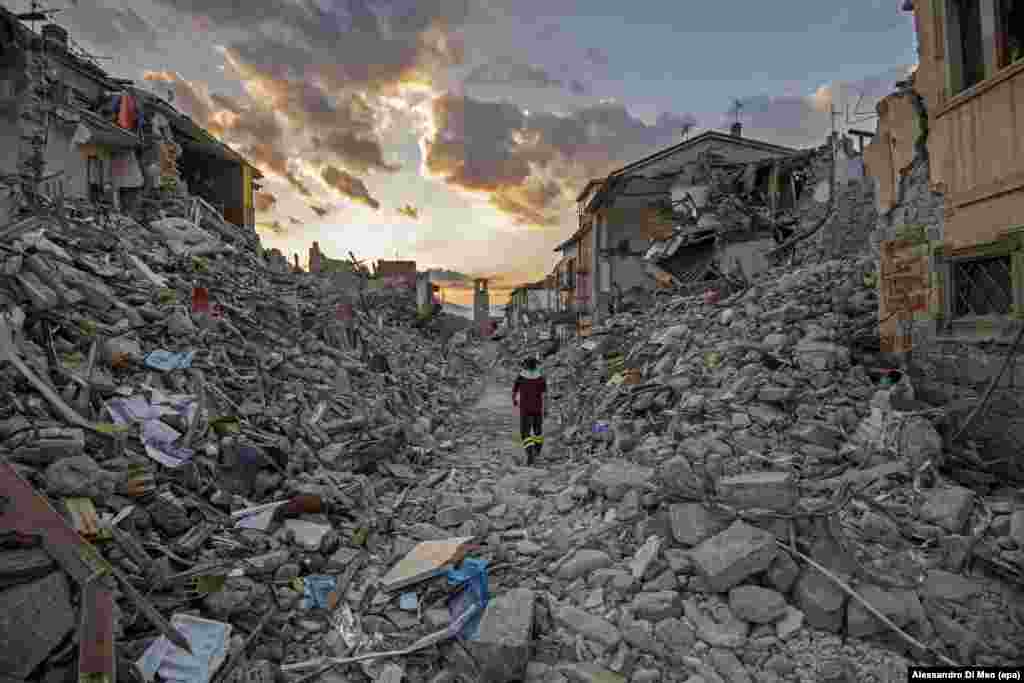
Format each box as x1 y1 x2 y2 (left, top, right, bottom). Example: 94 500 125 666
0 6 261 242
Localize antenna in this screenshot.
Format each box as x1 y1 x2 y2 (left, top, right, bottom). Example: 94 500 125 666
729 98 743 124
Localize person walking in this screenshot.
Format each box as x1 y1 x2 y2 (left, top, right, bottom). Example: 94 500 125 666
513 356 546 465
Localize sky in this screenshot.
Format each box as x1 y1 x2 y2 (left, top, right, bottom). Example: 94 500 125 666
29 0 917 304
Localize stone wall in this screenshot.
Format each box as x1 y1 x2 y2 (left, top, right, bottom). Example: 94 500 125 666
870 156 946 251
865 139 1024 477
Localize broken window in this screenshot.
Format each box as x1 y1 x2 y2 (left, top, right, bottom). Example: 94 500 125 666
997 0 1024 67
946 0 988 94
952 255 1014 317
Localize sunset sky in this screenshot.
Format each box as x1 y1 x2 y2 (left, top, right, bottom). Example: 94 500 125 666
38 0 916 304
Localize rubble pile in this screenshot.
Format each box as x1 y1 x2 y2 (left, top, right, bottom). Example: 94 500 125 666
525 256 1024 680
0 199 487 683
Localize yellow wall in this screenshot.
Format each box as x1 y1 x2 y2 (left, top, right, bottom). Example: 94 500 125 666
242 165 253 228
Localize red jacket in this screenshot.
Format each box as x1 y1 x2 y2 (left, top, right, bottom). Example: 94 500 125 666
513 371 546 416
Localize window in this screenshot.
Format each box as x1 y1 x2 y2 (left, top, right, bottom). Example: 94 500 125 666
946 0 988 94
945 0 1024 97
997 0 1024 67
952 255 1014 317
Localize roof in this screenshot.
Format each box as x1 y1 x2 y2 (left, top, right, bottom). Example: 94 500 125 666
608 130 798 179
135 89 264 177
575 179 604 202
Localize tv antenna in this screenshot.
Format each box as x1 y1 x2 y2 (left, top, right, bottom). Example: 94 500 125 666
729 97 744 124
16 0 63 32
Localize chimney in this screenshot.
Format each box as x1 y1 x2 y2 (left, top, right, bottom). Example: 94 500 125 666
730 121 742 137
309 242 322 273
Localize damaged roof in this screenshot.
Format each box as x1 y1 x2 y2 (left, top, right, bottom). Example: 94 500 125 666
609 130 799 180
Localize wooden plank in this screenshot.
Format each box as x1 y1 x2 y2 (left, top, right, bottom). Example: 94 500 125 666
78 580 116 683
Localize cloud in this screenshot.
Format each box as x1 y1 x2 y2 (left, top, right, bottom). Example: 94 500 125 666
61 1 159 52
465 59 563 89
568 79 589 96
584 47 609 66
464 58 591 95
732 65 912 148
142 0 469 212
256 219 287 235
423 93 696 225
321 166 380 209
254 192 277 212
397 204 420 219
142 70 310 194
536 24 560 41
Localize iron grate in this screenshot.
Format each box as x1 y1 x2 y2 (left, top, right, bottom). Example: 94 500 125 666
953 256 1013 317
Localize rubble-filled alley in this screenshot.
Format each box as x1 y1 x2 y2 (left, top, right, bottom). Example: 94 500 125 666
3 2 1024 682
3 173 1024 683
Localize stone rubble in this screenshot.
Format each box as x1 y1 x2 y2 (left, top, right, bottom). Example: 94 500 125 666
2 193 1024 683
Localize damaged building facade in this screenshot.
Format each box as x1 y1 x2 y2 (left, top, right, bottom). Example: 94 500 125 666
864 0 1024 472
529 123 878 337
0 8 261 233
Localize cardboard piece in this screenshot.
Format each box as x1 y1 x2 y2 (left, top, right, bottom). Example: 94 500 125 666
378 537 474 593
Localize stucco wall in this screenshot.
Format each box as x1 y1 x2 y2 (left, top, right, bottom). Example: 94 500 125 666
909 2 1024 247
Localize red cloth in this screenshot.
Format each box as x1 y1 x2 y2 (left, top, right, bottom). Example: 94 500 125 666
117 94 137 130
191 287 210 314
513 374 546 416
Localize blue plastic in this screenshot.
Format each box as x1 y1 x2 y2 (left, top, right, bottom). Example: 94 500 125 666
445 557 489 640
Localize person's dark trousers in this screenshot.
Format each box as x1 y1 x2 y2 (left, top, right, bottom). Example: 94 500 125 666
520 412 543 463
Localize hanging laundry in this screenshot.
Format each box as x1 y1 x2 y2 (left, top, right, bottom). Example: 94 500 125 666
111 151 144 189
117 93 138 130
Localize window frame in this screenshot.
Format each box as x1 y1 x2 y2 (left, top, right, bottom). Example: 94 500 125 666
943 0 1022 97
934 234 1024 339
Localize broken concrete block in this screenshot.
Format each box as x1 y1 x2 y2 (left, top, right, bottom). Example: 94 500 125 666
630 536 662 580
1010 509 1024 546
791 421 844 449
727 585 788 624
757 386 796 403
716 471 797 512
631 591 682 621
556 662 627 683
436 505 474 528
557 549 612 581
709 647 752 683
16 271 58 310
919 485 975 534
683 598 748 649
775 606 804 640
844 585 918 638
554 604 622 647
465 588 536 682
669 503 731 546
792 567 846 633
659 455 705 498
920 570 983 603
766 551 800 594
689 521 778 592
589 460 654 501
794 341 849 370
0 572 75 678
